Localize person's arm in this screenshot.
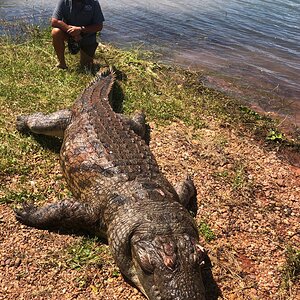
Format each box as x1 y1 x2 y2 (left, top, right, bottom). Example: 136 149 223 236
51 18 102 38
51 18 72 32
51 18 81 38
80 23 103 34
51 0 72 32
65 23 103 38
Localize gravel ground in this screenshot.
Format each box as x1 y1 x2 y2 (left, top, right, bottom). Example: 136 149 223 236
0 121 299 300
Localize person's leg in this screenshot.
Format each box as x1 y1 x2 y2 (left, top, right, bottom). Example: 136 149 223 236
80 42 98 68
51 28 68 69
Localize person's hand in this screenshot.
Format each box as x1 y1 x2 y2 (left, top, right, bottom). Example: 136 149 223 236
67 26 82 37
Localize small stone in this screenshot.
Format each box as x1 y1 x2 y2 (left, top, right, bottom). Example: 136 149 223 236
276 179 285 187
15 258 21 267
5 259 11 266
256 213 263 219
249 288 258 296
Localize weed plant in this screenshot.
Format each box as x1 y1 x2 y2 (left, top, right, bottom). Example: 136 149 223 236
66 238 107 270
198 220 216 242
282 246 300 290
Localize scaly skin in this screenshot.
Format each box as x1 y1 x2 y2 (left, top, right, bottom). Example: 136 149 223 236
15 70 206 300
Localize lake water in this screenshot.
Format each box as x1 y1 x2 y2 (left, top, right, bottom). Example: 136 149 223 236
1 0 299 126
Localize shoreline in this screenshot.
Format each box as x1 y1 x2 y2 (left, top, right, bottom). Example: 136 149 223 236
154 53 300 134
101 38 300 138
1 17 300 131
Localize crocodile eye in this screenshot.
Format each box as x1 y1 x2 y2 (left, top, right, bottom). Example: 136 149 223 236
134 246 155 273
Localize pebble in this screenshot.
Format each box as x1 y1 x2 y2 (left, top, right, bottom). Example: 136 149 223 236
15 258 21 267
276 179 285 187
5 259 11 266
0 257 22 267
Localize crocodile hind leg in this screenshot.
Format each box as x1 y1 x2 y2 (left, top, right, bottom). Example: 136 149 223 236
118 111 150 145
16 109 72 137
14 199 102 234
174 176 198 217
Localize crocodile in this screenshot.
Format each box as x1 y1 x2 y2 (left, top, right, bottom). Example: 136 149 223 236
15 70 207 300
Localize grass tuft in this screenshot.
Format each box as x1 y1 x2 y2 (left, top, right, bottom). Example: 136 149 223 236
66 238 107 270
0 190 44 204
198 220 216 242
282 246 300 290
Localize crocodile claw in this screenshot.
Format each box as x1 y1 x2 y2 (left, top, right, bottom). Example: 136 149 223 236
14 202 37 225
16 115 29 133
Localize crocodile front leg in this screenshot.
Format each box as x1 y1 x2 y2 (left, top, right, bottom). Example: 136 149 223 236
16 109 72 137
174 176 198 217
14 199 101 234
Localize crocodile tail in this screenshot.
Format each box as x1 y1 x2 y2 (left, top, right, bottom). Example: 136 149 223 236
89 67 115 106
73 67 116 114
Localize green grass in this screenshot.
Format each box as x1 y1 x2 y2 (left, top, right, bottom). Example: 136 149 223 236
0 190 45 204
266 129 284 142
66 238 107 270
198 220 216 242
232 164 247 190
212 160 254 204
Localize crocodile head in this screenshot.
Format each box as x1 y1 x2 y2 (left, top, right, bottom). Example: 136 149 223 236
130 234 206 300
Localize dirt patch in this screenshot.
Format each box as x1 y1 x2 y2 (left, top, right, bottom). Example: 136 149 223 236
0 121 299 299
150 121 300 300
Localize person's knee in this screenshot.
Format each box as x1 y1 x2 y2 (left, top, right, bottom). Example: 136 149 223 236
51 27 66 40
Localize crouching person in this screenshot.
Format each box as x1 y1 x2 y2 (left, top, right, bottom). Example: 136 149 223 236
51 0 105 69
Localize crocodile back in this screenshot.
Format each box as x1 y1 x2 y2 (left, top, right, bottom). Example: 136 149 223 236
60 71 161 200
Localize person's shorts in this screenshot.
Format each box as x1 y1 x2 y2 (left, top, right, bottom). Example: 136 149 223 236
68 36 98 57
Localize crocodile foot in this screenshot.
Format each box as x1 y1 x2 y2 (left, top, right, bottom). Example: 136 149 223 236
16 115 30 133
15 199 100 232
132 111 151 145
14 202 38 227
